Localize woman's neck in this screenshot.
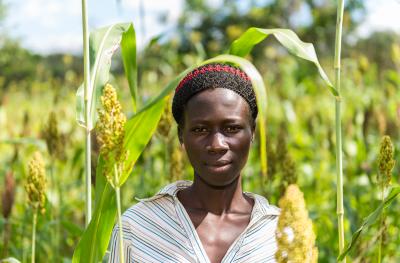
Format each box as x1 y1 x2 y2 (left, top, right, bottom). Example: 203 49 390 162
178 175 253 215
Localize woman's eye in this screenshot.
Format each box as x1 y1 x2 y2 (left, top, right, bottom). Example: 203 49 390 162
225 126 241 133
193 127 208 133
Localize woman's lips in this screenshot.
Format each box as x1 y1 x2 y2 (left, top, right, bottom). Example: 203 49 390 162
207 160 231 167
205 160 232 172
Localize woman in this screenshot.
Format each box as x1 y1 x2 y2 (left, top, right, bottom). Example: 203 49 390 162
109 63 279 263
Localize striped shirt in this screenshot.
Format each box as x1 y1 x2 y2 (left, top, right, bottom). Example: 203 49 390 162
108 180 280 263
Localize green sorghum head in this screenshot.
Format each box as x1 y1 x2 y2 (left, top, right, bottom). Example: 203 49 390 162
378 135 395 188
42 111 64 160
25 152 47 214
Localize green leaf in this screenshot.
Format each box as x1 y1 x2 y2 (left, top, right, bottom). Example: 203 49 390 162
229 27 336 96
62 220 84 237
121 24 137 113
0 137 46 150
337 185 400 261
1 257 21 263
76 23 136 130
119 98 166 185
72 158 117 263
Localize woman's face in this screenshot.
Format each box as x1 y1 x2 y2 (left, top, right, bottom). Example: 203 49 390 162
180 88 254 187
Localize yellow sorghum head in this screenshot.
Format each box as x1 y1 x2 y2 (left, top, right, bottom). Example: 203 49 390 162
96 84 127 186
279 154 298 198
157 96 173 140
25 152 47 214
170 147 183 181
377 135 395 188
275 184 317 263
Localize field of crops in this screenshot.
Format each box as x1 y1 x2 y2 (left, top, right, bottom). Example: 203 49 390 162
1 0 400 262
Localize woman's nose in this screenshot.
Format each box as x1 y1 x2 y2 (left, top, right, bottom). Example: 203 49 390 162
206 132 228 153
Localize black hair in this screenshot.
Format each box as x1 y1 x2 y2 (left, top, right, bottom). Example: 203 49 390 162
172 63 258 127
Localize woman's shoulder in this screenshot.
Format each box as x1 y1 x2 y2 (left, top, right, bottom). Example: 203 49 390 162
121 181 192 226
244 191 280 218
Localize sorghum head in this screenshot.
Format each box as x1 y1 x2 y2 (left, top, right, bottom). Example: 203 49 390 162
25 152 47 214
2 171 15 219
96 84 127 186
378 135 395 188
275 184 317 263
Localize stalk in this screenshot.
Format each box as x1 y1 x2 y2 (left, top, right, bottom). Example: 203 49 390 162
2 219 10 258
49 157 59 262
81 0 92 226
114 164 125 262
116 187 125 262
334 0 346 261
31 210 37 263
377 186 384 263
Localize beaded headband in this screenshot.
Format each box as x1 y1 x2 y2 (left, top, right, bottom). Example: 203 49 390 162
172 63 258 125
175 64 251 93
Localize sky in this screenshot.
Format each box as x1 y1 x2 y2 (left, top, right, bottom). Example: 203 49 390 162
2 0 400 55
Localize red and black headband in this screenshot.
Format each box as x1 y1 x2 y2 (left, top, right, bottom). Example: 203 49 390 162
172 63 258 124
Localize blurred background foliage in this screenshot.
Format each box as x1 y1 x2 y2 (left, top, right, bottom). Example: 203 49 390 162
0 0 399 262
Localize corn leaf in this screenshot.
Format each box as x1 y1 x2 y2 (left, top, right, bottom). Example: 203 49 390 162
229 27 336 96
338 185 400 261
76 23 136 130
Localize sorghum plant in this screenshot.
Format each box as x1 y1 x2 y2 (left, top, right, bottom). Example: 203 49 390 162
377 136 395 190
333 0 346 260
25 151 47 263
377 135 395 262
96 83 131 262
42 110 64 260
2 171 15 257
275 184 318 263
42 111 65 160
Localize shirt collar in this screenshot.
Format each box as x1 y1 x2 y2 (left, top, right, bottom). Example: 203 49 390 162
137 180 280 217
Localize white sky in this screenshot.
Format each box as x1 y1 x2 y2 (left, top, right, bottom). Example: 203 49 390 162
2 0 399 55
